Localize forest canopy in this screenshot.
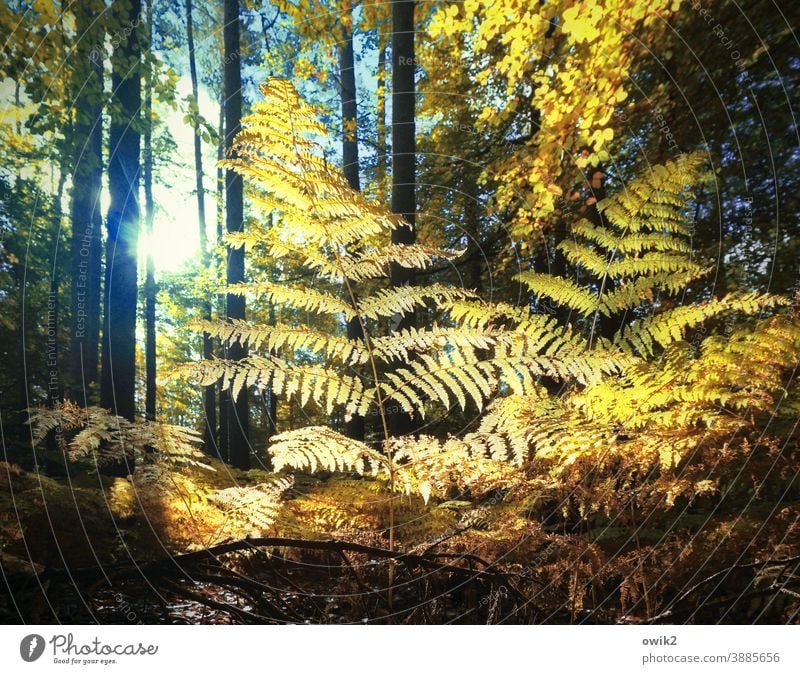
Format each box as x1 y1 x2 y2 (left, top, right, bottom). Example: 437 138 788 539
0 0 799 626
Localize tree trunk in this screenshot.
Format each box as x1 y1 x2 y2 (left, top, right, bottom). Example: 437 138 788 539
376 39 387 202
388 0 416 438
222 0 249 469
100 0 141 423
47 170 66 409
216 99 225 243
143 0 157 422
339 14 365 442
69 0 104 406
186 0 217 451
216 97 226 456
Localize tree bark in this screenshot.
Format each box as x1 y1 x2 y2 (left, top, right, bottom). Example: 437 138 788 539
216 97 226 456
222 0 249 469
388 0 416 438
100 0 142 424
186 0 217 450
144 0 156 422
69 0 104 406
47 169 67 409
376 41 387 202
339 14 365 442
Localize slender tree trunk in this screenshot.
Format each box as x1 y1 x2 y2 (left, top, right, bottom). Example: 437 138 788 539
339 14 366 441
48 170 67 409
216 97 227 453
69 1 104 405
388 0 416 438
144 0 156 421
376 40 387 202
216 99 225 243
100 0 141 423
186 0 217 451
223 0 249 469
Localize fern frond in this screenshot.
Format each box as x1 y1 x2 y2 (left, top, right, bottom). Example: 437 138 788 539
224 281 352 318
448 300 533 328
339 244 465 283
557 239 610 276
28 402 206 471
357 283 477 320
571 220 692 254
369 324 501 363
172 355 372 416
514 271 598 317
382 336 626 416
390 434 521 503
191 318 365 365
606 253 706 280
598 272 699 317
269 426 388 475
617 292 787 356
207 477 293 534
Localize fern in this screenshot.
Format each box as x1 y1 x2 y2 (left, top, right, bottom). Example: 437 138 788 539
269 426 388 475
176 80 798 542
268 425 518 504
176 78 613 426
28 402 207 472
207 477 293 535
616 292 787 356
515 153 713 339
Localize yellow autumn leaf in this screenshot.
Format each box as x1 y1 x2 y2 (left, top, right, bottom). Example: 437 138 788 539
564 16 600 43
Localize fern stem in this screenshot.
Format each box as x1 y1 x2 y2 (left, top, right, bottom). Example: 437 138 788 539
286 105 397 609
337 246 397 610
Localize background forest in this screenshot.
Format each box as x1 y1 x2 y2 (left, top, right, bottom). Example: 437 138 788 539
1 0 799 625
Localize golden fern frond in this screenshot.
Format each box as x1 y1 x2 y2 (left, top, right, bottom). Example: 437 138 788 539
689 314 800 411
338 244 465 283
207 477 293 534
382 337 626 416
557 239 610 276
571 220 692 254
191 318 365 365
598 271 700 317
250 239 463 283
357 283 477 320
224 281 352 318
477 390 560 464
368 324 501 363
271 428 518 504
606 253 706 280
514 271 598 317
449 301 574 351
172 356 371 416
519 153 708 332
601 154 705 235
617 292 788 356
28 402 206 471
140 421 207 470
448 299 533 328
223 78 405 249
390 434 521 503
269 426 388 475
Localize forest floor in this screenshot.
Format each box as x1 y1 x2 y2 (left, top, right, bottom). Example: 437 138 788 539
2 454 799 624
